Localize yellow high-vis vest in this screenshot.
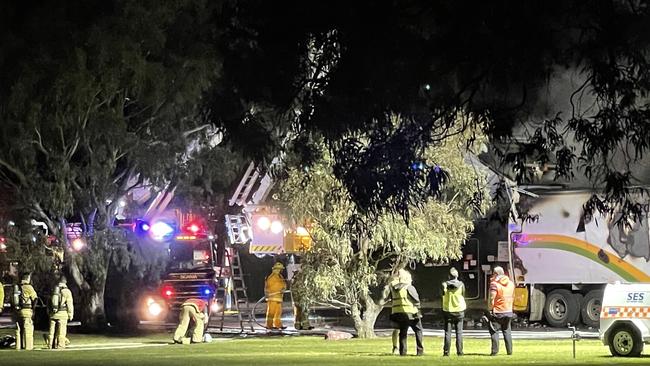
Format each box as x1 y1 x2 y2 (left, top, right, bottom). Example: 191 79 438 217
391 287 417 314
442 282 466 312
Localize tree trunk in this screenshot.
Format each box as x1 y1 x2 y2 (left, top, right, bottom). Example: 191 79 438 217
67 231 111 331
83 286 107 329
351 294 383 338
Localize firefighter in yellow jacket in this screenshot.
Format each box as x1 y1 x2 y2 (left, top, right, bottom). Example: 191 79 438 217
0 278 4 315
14 273 38 350
173 298 208 344
47 276 74 349
264 262 286 330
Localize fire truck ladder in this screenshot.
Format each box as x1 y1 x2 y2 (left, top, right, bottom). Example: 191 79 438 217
216 246 254 333
229 162 259 207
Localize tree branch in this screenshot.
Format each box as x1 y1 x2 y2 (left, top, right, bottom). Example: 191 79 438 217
182 124 211 138
0 158 27 186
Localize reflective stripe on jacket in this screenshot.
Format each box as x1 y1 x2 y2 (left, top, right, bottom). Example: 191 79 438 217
391 287 417 315
489 275 515 313
442 280 466 312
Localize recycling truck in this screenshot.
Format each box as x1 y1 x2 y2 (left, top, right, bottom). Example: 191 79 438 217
600 283 650 357
506 189 650 328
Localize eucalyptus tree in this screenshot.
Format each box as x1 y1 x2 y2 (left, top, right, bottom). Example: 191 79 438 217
278 115 490 337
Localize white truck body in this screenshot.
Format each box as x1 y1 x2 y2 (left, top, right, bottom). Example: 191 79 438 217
599 283 650 356
505 190 650 328
511 191 650 285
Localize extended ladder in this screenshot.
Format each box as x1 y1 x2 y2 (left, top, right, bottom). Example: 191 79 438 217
216 246 254 332
228 162 259 207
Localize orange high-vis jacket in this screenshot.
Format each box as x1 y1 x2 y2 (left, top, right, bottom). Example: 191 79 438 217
489 275 515 313
265 273 286 302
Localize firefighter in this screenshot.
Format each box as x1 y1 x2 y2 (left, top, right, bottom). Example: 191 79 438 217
487 266 515 356
173 298 208 344
286 257 312 331
13 273 38 350
0 277 4 315
47 276 74 349
390 269 424 356
264 262 286 330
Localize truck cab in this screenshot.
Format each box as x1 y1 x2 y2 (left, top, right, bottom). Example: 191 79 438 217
140 230 222 324
600 283 650 357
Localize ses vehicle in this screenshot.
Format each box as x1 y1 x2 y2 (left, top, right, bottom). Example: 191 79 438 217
140 221 222 324
600 283 650 357
506 190 650 328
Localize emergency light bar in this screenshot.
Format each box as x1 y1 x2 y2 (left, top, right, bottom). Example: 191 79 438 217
176 235 197 241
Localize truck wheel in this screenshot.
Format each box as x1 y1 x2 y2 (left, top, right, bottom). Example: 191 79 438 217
580 290 603 328
609 324 643 357
543 289 580 327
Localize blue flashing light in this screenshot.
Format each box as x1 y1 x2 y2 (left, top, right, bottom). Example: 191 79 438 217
134 219 151 236
149 221 175 241
410 161 426 171
198 286 213 297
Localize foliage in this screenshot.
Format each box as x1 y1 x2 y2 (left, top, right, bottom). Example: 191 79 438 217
212 0 650 223
0 0 222 328
278 115 490 337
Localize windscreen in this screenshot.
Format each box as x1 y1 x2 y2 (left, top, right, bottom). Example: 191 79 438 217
169 240 213 270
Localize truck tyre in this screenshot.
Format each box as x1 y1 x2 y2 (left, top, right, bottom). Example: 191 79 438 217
543 289 580 327
609 323 643 357
580 290 603 328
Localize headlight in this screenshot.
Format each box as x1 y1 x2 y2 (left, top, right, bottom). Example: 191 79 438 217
210 302 220 313
146 297 163 317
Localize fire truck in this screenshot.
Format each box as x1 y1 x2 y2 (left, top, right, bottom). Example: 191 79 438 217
139 219 222 325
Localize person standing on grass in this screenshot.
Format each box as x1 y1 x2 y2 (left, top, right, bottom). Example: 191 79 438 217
265 262 287 330
0 276 4 315
442 267 466 356
388 275 400 354
13 272 37 350
487 266 515 356
389 269 424 356
46 276 74 349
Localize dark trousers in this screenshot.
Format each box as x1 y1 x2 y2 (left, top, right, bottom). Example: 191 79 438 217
443 311 464 355
488 313 513 355
395 317 424 356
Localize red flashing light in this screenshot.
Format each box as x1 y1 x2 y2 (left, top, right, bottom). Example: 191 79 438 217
161 285 174 299
189 224 200 233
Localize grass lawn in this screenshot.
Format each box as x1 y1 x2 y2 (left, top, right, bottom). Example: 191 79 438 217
0 330 648 366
